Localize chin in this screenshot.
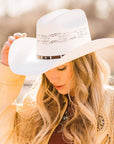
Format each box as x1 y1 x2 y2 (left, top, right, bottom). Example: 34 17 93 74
57 90 68 95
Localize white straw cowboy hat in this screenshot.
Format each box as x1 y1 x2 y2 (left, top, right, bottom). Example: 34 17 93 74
8 9 114 76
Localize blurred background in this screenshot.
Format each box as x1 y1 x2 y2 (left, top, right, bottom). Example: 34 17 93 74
0 0 114 103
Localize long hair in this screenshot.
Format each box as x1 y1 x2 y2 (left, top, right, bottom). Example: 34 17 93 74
14 52 112 144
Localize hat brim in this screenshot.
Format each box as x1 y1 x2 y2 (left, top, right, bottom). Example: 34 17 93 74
8 37 114 76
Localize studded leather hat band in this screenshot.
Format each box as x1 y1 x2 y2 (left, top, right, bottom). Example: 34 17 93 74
37 54 65 60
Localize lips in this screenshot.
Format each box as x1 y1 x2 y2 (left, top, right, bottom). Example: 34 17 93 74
54 85 63 87
54 85 64 90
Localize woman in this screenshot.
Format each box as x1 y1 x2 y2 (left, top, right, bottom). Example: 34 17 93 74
0 9 114 144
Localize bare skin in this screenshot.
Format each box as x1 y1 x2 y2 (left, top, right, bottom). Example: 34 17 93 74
1 32 27 66
45 62 75 96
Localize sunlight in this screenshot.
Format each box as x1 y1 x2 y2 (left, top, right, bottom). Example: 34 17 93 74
96 0 110 19
0 0 46 17
47 0 67 10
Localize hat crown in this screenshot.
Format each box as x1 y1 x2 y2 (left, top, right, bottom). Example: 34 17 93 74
36 9 91 57
37 9 89 34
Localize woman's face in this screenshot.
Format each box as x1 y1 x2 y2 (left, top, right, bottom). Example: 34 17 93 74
44 62 75 96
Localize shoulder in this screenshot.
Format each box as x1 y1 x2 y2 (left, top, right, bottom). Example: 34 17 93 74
16 76 42 116
104 84 114 94
103 85 113 121
96 85 114 143
104 85 113 143
104 85 114 111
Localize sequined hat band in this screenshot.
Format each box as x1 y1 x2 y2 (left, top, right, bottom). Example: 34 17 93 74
36 26 91 59
37 27 89 44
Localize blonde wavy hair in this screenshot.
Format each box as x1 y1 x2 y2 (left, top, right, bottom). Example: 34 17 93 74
14 52 112 144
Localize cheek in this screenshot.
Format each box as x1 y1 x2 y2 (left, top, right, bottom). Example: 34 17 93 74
63 70 73 84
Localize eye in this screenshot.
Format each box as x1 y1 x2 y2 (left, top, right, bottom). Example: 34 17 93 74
57 66 66 71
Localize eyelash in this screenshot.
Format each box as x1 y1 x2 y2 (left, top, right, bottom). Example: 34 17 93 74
57 66 66 71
